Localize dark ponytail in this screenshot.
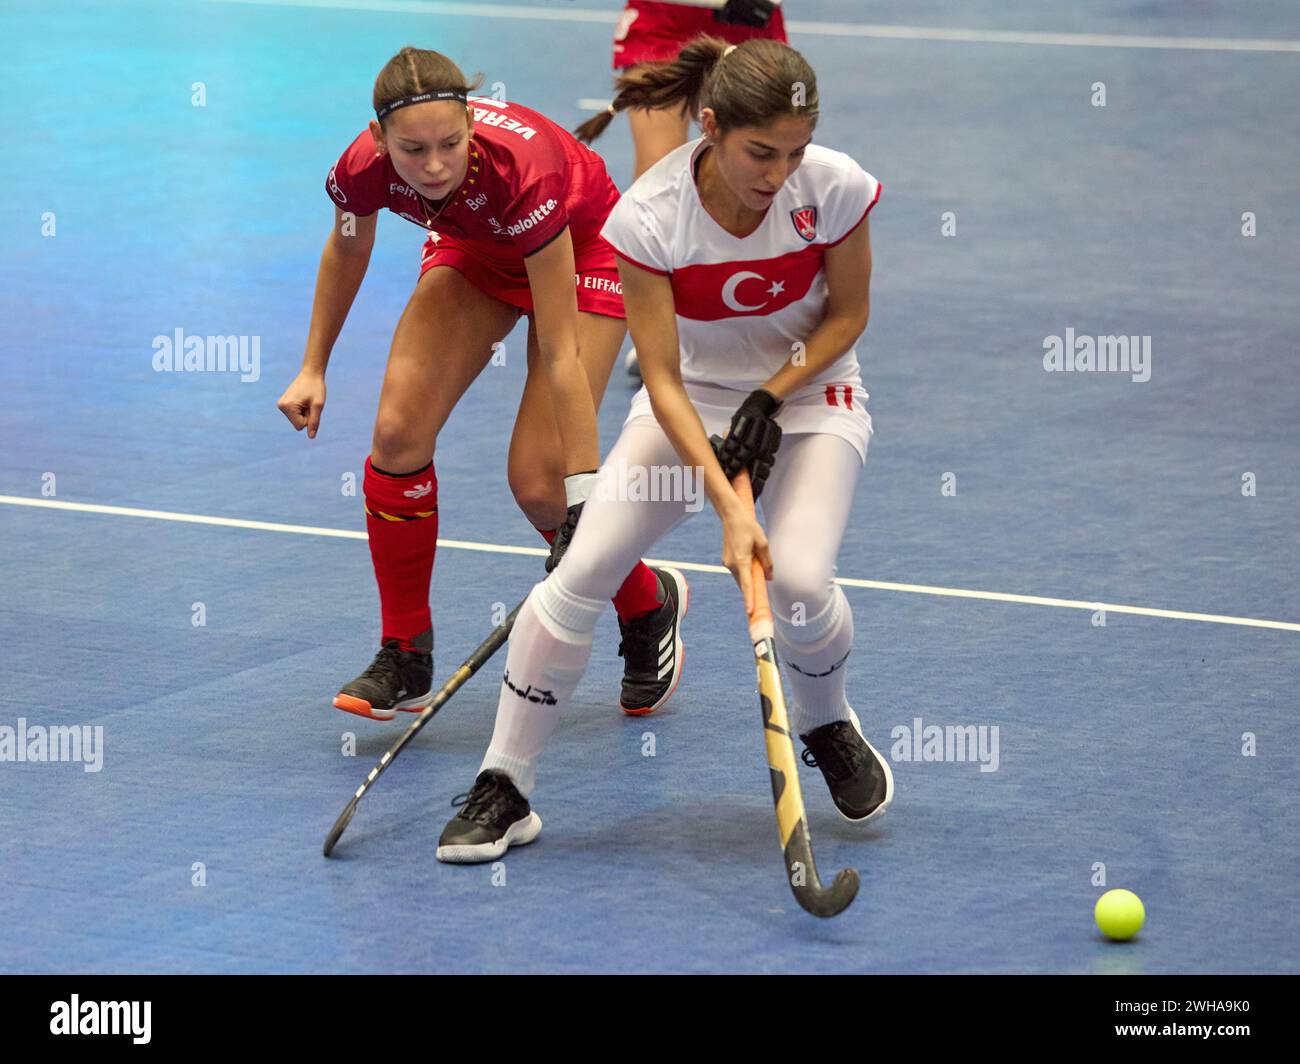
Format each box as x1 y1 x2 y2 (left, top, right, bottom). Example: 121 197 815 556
574 36 818 144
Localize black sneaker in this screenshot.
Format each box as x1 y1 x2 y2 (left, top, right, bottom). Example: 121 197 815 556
436 770 543 863
333 627 433 721
617 566 689 716
800 708 894 823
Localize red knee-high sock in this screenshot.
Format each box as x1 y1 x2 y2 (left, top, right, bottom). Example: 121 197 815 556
612 561 662 622
365 457 439 650
533 526 661 622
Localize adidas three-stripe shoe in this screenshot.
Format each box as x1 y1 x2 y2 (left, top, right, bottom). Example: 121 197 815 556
617 566 689 716
333 627 434 721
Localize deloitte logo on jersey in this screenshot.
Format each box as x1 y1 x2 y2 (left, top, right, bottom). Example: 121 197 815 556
504 198 557 237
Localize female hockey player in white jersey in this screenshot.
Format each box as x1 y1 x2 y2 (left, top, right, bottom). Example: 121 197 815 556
438 36 893 862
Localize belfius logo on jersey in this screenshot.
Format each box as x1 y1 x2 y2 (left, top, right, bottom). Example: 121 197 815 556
790 205 818 242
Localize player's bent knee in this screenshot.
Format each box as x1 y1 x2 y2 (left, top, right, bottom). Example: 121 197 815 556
774 582 849 645
509 473 565 531
770 567 836 624
517 499 565 532
371 412 434 472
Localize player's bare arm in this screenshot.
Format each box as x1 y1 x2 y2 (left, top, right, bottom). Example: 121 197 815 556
763 215 871 399
277 206 379 437
524 226 601 475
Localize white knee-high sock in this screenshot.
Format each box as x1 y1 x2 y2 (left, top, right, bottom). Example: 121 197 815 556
479 576 606 797
774 584 854 735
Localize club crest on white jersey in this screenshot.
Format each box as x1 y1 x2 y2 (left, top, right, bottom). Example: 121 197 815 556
790 205 818 242
600 138 879 390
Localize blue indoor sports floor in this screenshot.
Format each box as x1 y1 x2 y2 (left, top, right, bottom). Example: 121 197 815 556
1 0 1298 973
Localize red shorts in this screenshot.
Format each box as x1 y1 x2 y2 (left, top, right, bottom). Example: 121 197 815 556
419 233 626 319
613 1 789 69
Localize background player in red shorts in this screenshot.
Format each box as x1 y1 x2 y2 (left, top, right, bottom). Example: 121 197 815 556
614 1 787 176
277 47 688 721
609 2 788 375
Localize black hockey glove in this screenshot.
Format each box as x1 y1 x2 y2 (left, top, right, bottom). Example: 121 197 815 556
546 505 581 573
710 388 783 499
714 0 777 29
546 471 598 573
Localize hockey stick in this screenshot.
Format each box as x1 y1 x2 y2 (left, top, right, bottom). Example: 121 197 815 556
322 599 525 857
734 470 859 917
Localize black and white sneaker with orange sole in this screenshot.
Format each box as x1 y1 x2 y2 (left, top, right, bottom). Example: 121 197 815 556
617 565 689 716
333 627 434 721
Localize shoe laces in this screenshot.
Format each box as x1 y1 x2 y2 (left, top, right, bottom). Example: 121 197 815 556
450 774 515 826
801 724 866 782
358 640 404 684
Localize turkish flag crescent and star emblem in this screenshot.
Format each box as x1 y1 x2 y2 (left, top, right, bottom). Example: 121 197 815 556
790 205 818 242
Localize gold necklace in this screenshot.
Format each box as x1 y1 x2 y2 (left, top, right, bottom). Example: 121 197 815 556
418 191 452 229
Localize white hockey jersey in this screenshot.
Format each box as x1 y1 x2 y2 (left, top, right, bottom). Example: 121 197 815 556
600 137 880 390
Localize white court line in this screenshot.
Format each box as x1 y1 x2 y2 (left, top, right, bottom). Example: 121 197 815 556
205 0 1300 53
3 495 1298 634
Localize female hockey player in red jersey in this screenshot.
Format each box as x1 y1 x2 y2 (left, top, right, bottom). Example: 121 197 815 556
277 47 687 721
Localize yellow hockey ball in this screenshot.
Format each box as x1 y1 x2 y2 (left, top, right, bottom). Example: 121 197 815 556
1095 888 1145 941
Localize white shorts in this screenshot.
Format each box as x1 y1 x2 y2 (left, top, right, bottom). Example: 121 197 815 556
623 376 874 464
